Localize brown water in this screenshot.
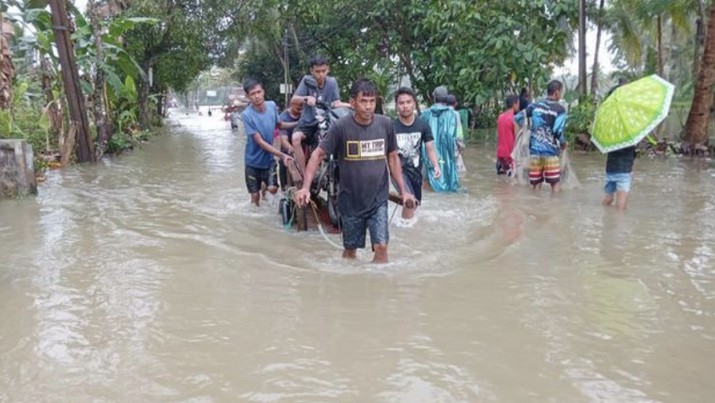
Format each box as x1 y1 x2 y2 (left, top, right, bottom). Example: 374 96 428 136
1 113 714 402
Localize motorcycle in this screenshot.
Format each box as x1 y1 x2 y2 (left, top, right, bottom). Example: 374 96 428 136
311 99 351 227
279 78 351 229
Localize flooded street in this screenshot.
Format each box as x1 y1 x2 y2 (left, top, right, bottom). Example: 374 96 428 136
1 113 714 402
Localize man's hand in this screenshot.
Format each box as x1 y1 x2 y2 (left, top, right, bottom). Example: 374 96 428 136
304 96 317 106
433 165 442 179
281 153 294 166
294 188 311 207
402 192 417 209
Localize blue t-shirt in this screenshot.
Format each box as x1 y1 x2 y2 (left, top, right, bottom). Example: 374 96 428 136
515 99 567 156
242 101 279 169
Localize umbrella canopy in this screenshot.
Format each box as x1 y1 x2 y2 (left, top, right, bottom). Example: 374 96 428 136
591 74 675 153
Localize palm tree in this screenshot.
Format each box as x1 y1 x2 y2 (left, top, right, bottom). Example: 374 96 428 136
606 0 695 75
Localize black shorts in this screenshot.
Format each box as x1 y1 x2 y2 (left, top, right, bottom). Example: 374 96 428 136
245 162 277 194
294 124 319 147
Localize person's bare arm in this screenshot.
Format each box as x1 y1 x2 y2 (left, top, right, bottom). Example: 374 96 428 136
253 133 292 165
331 100 351 108
425 141 442 178
294 147 327 206
278 120 299 130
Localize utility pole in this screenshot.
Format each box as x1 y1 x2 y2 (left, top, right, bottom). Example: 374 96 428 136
283 27 290 106
49 0 94 162
578 0 588 97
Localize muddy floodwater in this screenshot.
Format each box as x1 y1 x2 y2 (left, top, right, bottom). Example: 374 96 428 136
1 113 714 402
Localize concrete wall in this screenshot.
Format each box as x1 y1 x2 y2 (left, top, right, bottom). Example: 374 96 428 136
0 139 37 197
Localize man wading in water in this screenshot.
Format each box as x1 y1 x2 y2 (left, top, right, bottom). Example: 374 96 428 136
295 78 415 263
241 78 296 206
392 86 441 220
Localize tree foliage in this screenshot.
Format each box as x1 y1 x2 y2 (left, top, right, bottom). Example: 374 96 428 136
233 0 579 109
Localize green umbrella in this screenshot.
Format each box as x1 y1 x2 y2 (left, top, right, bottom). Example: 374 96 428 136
591 74 675 153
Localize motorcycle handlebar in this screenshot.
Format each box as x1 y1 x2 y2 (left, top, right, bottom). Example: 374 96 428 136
314 99 331 110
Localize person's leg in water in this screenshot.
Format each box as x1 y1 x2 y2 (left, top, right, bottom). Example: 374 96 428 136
245 166 263 207
368 202 390 263
529 155 544 192
602 176 615 206
263 161 279 203
340 213 366 260
544 155 561 193
614 173 632 210
615 191 629 210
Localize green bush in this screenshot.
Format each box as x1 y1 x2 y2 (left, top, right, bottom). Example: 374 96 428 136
472 106 500 129
0 79 54 174
566 98 596 143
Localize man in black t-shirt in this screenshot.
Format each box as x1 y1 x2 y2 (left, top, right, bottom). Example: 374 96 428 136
392 87 441 219
295 79 415 263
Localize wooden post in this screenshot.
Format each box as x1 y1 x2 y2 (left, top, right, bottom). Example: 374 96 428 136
578 0 587 97
49 0 94 163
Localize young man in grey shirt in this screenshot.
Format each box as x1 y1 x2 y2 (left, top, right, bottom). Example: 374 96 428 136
290 55 351 175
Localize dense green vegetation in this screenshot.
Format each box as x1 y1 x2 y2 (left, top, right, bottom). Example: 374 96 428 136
0 0 712 172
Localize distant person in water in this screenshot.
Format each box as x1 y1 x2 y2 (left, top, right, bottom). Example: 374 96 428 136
496 94 519 176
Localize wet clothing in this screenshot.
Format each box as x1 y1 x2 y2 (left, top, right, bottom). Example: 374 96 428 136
341 201 389 249
606 146 636 174
294 75 341 127
393 117 432 202
244 162 277 194
604 146 636 196
421 104 461 192
604 173 632 195
497 109 516 159
515 99 567 157
529 155 560 185
496 157 514 176
318 114 396 218
242 101 279 169
393 117 433 181
395 169 422 204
